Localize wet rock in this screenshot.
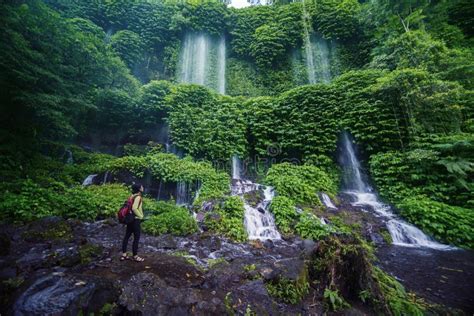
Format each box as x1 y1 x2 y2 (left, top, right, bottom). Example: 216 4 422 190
119 272 223 315
370 233 384 245
0 233 10 256
53 245 81 267
157 234 178 249
301 239 317 256
273 257 306 281
234 280 277 314
197 235 221 252
259 266 278 281
195 212 206 222
263 239 274 249
16 247 53 272
23 217 73 243
13 273 118 316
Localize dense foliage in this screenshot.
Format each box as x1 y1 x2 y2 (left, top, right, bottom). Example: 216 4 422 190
0 0 472 252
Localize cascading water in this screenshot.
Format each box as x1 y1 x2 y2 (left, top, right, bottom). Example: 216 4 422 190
321 193 337 209
232 155 241 180
339 132 452 250
176 181 188 206
339 132 368 192
217 35 226 95
299 0 333 84
312 35 331 83
231 157 281 240
301 0 316 84
65 149 73 164
179 32 226 94
243 186 281 240
82 174 97 186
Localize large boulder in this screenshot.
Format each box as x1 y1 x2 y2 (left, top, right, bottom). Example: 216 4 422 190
119 272 225 315
13 272 118 316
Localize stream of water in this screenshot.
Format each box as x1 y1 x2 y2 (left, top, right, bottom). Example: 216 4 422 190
339 131 453 250
179 32 226 94
231 156 281 240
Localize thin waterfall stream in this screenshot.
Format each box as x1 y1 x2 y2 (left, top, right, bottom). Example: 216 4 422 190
230 156 281 240
179 32 226 94
338 131 453 250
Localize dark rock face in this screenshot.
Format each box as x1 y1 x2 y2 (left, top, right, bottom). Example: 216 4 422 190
2 216 474 315
0 233 11 256
119 272 224 315
13 273 118 316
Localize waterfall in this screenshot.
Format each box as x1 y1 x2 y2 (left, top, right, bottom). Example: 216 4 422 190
82 174 97 186
321 193 337 209
300 0 333 84
232 155 241 180
301 0 316 84
176 181 188 206
339 132 367 192
217 35 226 95
313 35 331 83
65 149 73 164
339 131 453 250
179 32 226 94
244 186 281 240
102 171 110 185
231 178 281 240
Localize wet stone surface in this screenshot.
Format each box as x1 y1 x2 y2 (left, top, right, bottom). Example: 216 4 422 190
1 215 473 315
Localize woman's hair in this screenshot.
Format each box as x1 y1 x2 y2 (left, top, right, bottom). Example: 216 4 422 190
131 183 142 194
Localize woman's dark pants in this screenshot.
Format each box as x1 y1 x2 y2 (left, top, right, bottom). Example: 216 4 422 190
122 219 141 256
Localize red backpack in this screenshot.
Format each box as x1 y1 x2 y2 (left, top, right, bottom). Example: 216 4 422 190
117 195 141 224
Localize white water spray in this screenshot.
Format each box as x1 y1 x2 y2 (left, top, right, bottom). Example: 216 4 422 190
179 32 226 94
232 155 241 180
176 181 188 206
217 35 226 94
321 193 337 209
242 185 281 240
340 132 453 250
82 174 97 186
231 157 281 240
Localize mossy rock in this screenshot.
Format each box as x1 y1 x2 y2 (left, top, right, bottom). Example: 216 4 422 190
78 244 103 264
243 190 263 207
23 217 73 243
265 259 309 304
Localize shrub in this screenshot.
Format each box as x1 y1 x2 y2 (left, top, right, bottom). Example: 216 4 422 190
142 208 198 236
269 196 298 235
398 196 474 249
295 214 331 241
265 163 337 206
204 196 247 242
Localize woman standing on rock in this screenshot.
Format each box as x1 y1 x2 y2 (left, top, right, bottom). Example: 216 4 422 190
121 183 145 262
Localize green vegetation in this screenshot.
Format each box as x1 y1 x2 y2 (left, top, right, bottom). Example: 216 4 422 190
205 196 248 242
266 274 310 305
142 207 198 236
0 0 472 311
265 163 337 206
312 235 425 315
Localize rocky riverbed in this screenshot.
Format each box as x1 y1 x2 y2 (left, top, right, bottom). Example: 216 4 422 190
1 212 473 315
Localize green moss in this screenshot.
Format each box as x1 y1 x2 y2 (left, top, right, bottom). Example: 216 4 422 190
204 196 248 242
24 221 73 242
323 288 350 311
208 258 228 268
78 244 103 264
266 272 310 305
371 267 425 316
380 229 393 244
